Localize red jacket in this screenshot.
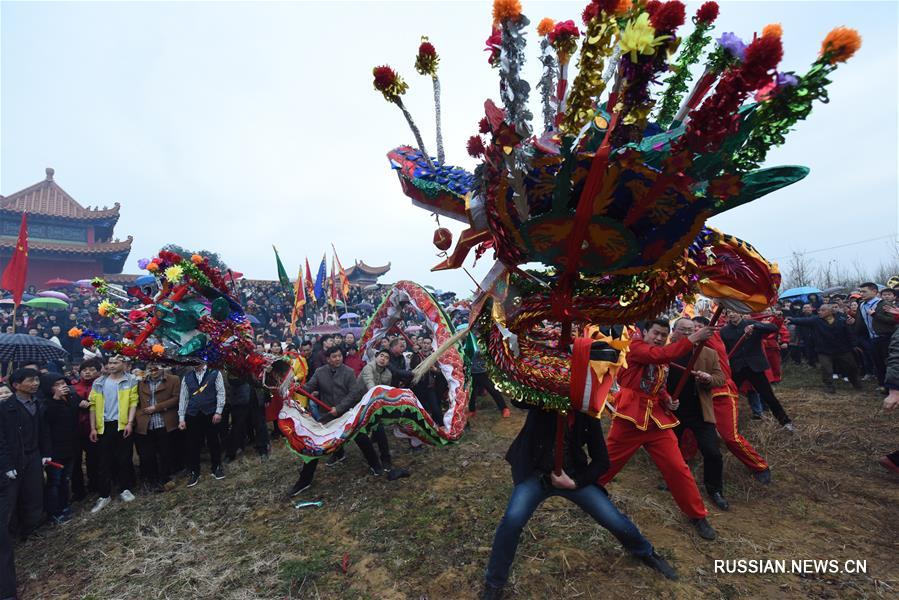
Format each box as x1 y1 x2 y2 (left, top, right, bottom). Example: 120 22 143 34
610 336 692 431
706 332 739 400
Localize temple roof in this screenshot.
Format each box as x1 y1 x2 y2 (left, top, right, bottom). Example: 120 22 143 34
0 236 133 256
0 168 121 221
345 260 391 277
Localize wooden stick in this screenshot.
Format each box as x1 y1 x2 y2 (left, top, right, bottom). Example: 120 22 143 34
670 305 723 403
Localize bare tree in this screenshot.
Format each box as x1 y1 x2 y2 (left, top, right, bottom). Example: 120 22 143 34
784 251 814 288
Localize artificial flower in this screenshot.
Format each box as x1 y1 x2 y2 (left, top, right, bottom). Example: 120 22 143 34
137 258 150 270
716 32 747 61
762 23 783 39
191 254 204 265
492 0 522 24
485 27 502 66
619 13 668 63
97 300 117 317
372 65 408 102
694 1 719 25
537 17 555 37
67 327 83 338
467 135 486 157
415 39 440 76
101 340 117 352
164 264 185 283
649 1 685 33
820 26 861 64
81 337 95 348
151 344 165 355
478 117 491 134
147 262 159 272
120 345 138 358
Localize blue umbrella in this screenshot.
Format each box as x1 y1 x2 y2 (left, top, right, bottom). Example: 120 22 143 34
135 275 156 286
780 286 823 299
246 314 261 325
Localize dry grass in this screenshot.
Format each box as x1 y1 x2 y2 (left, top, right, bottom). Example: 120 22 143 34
14 364 899 599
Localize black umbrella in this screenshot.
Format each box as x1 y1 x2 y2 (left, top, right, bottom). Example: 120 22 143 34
0 334 69 364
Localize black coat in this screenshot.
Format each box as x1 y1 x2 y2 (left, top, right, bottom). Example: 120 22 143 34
720 319 777 373
43 396 80 461
0 397 53 474
789 316 856 355
505 406 610 488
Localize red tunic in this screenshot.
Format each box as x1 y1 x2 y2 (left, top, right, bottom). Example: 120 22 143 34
610 336 693 431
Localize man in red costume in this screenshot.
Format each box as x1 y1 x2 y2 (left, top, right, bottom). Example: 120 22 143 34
693 315 772 484
599 319 717 540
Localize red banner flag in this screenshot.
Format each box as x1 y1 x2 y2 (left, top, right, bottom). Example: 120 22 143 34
1 213 29 306
289 267 306 335
305 258 315 301
328 255 338 307
331 244 350 298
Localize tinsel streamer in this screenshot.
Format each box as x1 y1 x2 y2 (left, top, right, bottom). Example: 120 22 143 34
655 21 716 129
560 13 617 135
397 98 436 172
498 13 533 219
730 60 835 172
432 76 445 163
672 43 738 124
601 46 622 88
537 37 558 131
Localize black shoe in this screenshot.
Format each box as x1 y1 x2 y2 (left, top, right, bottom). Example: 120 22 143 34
370 466 384 477
387 467 411 481
288 481 311 498
213 465 226 480
186 472 200 488
752 468 772 485
690 517 717 540
709 491 730 511
640 551 679 580
326 452 346 466
480 583 504 600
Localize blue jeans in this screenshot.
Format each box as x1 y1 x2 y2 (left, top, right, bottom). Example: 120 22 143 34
746 391 765 416
485 475 653 588
44 459 73 517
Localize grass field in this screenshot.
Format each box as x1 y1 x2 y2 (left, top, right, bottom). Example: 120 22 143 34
14 365 899 599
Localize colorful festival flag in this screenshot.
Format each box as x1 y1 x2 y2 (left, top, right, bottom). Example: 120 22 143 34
1 213 29 306
273 245 293 302
313 254 327 301
289 267 306 335
332 244 350 298
305 258 315 302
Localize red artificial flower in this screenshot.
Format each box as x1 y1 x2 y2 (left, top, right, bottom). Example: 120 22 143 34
373 66 399 92
123 330 136 340
120 345 138 358
467 135 486 158
102 340 117 351
127 310 147 321
484 28 502 65
478 117 491 134
695 1 719 25
649 1 685 33
548 20 580 44
418 41 436 57
741 33 783 89
644 0 662 17
582 2 599 24
81 337 96 348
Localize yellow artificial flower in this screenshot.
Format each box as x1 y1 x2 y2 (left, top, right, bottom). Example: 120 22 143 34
164 264 184 283
619 12 668 63
97 300 117 317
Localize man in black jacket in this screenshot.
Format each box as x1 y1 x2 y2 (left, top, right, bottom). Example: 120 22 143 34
720 311 795 431
286 347 386 497
479 404 676 600
788 304 862 393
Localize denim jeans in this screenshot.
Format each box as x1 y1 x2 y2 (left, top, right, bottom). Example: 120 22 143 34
44 459 74 518
746 391 764 416
485 475 653 588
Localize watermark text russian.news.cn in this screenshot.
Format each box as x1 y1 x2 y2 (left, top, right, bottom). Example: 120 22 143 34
714 559 868 575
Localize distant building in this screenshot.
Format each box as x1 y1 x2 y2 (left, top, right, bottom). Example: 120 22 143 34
0 168 132 287
345 260 391 287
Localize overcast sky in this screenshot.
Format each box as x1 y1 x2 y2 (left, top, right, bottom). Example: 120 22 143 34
2 0 896 294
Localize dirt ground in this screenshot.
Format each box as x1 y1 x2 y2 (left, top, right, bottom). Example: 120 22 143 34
14 365 899 599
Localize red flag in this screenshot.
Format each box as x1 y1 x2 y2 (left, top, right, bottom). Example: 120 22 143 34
331 244 350 297
328 255 338 307
289 267 306 335
305 258 315 301
1 213 29 305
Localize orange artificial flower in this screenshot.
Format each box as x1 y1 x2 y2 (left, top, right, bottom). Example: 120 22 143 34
820 26 861 64
493 0 522 24
151 344 165 355
67 327 83 338
191 254 203 265
147 262 159 272
762 23 782 39
537 17 555 37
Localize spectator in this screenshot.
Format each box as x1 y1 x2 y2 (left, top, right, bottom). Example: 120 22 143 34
1 369 52 542
880 320 899 475
88 356 139 513
0 383 12 403
224 373 256 463
469 341 510 418
387 337 413 387
70 359 101 501
135 363 180 492
853 282 895 389
788 304 862 393
178 361 227 487
39 373 79 523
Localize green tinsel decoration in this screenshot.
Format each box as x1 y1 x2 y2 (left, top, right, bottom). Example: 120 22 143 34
656 20 716 130
731 58 837 173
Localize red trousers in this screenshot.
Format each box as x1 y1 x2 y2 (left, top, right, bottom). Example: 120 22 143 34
678 396 769 472
599 418 708 519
